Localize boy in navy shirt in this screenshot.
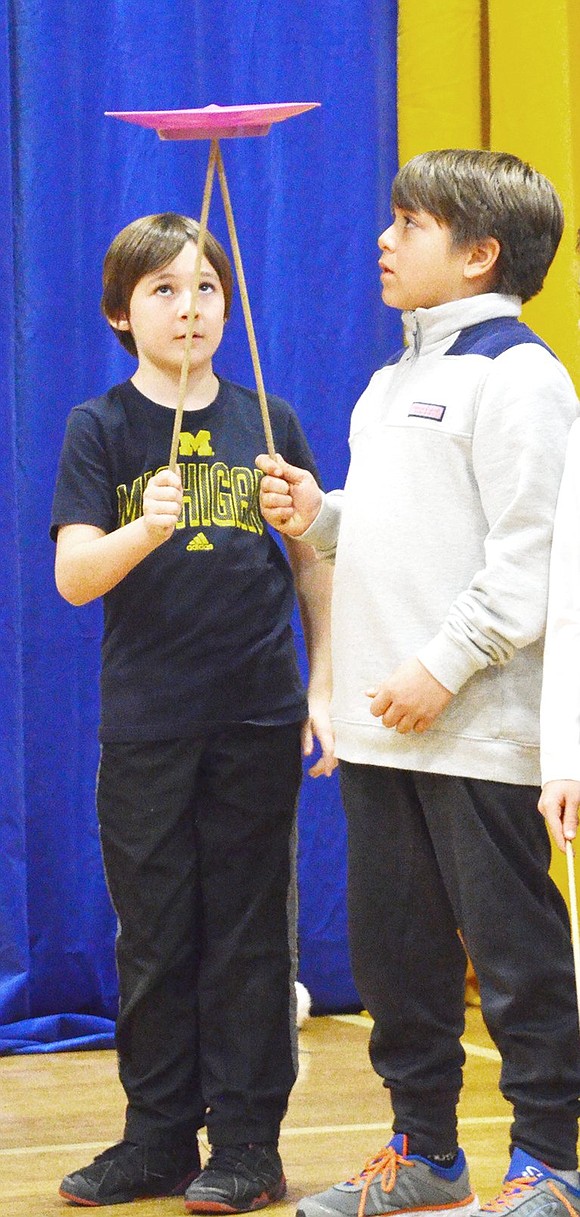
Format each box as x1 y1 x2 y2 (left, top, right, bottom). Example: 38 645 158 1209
52 213 334 1209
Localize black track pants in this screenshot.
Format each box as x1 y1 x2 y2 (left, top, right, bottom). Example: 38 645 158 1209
340 762 580 1169
97 723 302 1150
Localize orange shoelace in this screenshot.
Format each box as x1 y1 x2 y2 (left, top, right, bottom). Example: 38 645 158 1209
344 1145 416 1217
483 1176 577 1217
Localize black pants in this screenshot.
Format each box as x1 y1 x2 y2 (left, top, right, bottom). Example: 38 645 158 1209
340 763 580 1170
97 723 302 1150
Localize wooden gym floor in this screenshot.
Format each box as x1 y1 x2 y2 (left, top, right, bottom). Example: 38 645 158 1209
1 1005 514 1217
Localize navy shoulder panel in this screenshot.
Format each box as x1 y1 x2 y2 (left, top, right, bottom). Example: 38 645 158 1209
445 316 556 360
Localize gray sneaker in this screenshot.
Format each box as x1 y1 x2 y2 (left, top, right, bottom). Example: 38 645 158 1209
296 1135 478 1217
477 1149 580 1217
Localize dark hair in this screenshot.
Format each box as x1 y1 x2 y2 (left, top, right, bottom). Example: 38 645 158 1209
101 213 234 356
391 149 564 303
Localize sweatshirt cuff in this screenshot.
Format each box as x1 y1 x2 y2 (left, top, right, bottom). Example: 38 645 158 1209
300 494 341 557
417 630 484 695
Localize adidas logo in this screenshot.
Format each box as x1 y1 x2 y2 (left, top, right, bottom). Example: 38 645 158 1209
186 532 214 552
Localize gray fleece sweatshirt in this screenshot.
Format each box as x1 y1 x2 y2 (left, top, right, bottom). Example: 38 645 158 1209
305 294 578 784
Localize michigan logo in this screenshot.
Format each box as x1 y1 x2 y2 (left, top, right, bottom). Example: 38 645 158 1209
179 430 214 457
117 461 262 536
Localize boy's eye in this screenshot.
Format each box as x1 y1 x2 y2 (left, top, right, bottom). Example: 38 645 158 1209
199 280 215 293
155 284 173 296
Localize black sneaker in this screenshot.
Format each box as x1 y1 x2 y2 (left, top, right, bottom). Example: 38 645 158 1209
58 1139 201 1206
184 1143 286 1213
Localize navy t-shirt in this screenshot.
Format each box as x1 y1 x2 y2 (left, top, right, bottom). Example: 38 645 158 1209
51 377 319 741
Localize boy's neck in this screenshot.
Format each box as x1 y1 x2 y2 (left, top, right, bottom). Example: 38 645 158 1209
409 290 502 317
131 363 220 411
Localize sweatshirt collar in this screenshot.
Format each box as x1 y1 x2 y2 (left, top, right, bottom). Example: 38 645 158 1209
402 293 522 355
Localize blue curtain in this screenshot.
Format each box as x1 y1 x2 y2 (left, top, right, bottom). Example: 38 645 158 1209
0 0 400 1052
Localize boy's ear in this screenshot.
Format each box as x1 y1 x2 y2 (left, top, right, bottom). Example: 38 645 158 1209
106 312 131 332
464 236 501 283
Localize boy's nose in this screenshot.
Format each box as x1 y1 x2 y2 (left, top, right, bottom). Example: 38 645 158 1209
378 224 396 250
179 291 200 318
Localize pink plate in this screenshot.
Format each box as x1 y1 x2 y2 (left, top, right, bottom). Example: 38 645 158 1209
105 101 320 140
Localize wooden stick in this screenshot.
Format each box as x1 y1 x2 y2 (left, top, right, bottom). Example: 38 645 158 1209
169 139 218 471
566 839 580 1026
215 142 276 458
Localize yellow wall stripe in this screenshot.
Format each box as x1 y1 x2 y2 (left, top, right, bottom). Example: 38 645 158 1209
397 0 483 161
488 0 580 384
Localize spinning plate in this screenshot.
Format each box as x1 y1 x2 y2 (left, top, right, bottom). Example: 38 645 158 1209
105 101 320 140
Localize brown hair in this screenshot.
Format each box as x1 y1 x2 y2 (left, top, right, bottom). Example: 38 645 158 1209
101 213 234 356
391 149 564 303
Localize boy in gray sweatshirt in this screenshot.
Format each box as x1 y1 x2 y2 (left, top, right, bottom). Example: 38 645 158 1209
257 149 580 1217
